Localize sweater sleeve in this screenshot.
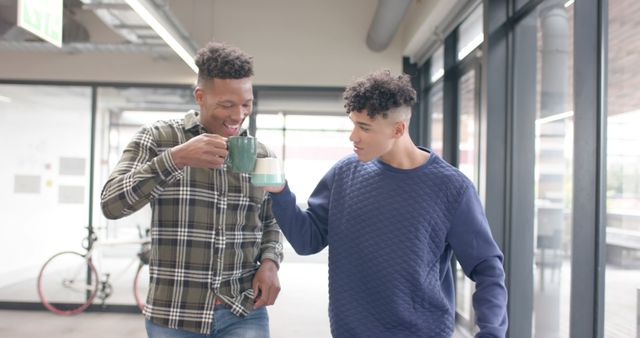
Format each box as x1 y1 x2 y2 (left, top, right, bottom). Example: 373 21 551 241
446 185 508 338
268 166 334 255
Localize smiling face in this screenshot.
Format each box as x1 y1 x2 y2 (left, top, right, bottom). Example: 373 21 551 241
194 77 254 137
348 110 401 162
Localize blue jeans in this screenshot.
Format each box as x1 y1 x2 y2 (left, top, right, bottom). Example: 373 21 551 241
145 305 269 338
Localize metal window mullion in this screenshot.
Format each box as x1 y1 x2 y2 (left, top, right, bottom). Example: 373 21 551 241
442 29 459 166
403 57 422 145
570 0 608 337
420 58 431 148
87 85 98 302
507 1 537 336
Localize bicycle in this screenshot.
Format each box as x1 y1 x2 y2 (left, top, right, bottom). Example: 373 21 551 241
36 226 151 315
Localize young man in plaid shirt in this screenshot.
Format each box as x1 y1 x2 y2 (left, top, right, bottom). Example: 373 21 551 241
101 42 283 338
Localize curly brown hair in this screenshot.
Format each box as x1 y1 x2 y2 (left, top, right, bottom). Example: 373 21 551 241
195 42 254 82
343 70 416 119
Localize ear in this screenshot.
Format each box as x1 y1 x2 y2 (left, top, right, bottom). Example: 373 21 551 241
194 87 203 105
392 121 406 138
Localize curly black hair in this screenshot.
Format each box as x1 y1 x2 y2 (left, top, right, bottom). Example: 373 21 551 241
343 70 416 119
195 42 254 81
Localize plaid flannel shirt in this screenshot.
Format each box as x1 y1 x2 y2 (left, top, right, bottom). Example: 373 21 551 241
100 110 284 334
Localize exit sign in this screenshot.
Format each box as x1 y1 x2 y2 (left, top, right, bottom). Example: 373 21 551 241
17 0 63 47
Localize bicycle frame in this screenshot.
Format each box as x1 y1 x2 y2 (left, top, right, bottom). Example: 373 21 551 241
87 236 150 299
37 229 150 315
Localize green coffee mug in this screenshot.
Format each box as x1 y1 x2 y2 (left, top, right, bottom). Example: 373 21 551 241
226 136 257 173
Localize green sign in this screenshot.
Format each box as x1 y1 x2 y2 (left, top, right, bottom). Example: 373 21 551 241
17 0 63 47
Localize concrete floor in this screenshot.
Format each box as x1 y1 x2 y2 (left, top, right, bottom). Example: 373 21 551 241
0 255 470 338
0 309 470 338
0 310 145 338
3 248 638 337
0 261 333 338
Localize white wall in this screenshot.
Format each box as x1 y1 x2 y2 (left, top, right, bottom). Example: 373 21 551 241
0 0 407 87
0 85 92 289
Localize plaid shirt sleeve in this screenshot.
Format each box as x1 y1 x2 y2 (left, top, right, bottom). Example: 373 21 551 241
100 125 183 219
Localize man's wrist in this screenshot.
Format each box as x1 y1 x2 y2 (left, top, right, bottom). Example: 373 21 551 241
170 146 185 169
260 258 279 270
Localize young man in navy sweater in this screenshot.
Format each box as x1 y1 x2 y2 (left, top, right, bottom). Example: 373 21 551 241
264 70 508 338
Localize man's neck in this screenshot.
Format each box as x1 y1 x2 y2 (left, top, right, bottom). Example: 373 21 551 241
379 137 430 170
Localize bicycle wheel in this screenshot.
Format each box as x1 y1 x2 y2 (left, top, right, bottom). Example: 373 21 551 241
37 251 99 315
133 262 149 312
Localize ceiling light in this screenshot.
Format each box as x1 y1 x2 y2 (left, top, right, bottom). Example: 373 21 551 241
124 0 198 73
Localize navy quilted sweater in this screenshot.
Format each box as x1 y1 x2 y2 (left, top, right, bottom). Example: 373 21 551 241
270 151 508 338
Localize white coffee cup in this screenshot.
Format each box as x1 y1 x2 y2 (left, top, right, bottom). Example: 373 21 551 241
251 158 285 187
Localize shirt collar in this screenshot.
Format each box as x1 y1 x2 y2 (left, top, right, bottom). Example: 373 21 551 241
184 110 202 132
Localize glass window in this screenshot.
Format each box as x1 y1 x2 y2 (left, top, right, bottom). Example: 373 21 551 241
429 83 444 156
605 0 640 337
532 1 574 337
0 84 92 303
255 89 348 203
258 114 352 203
458 70 479 188
456 68 479 331
430 46 445 83
457 5 484 61
256 113 285 159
